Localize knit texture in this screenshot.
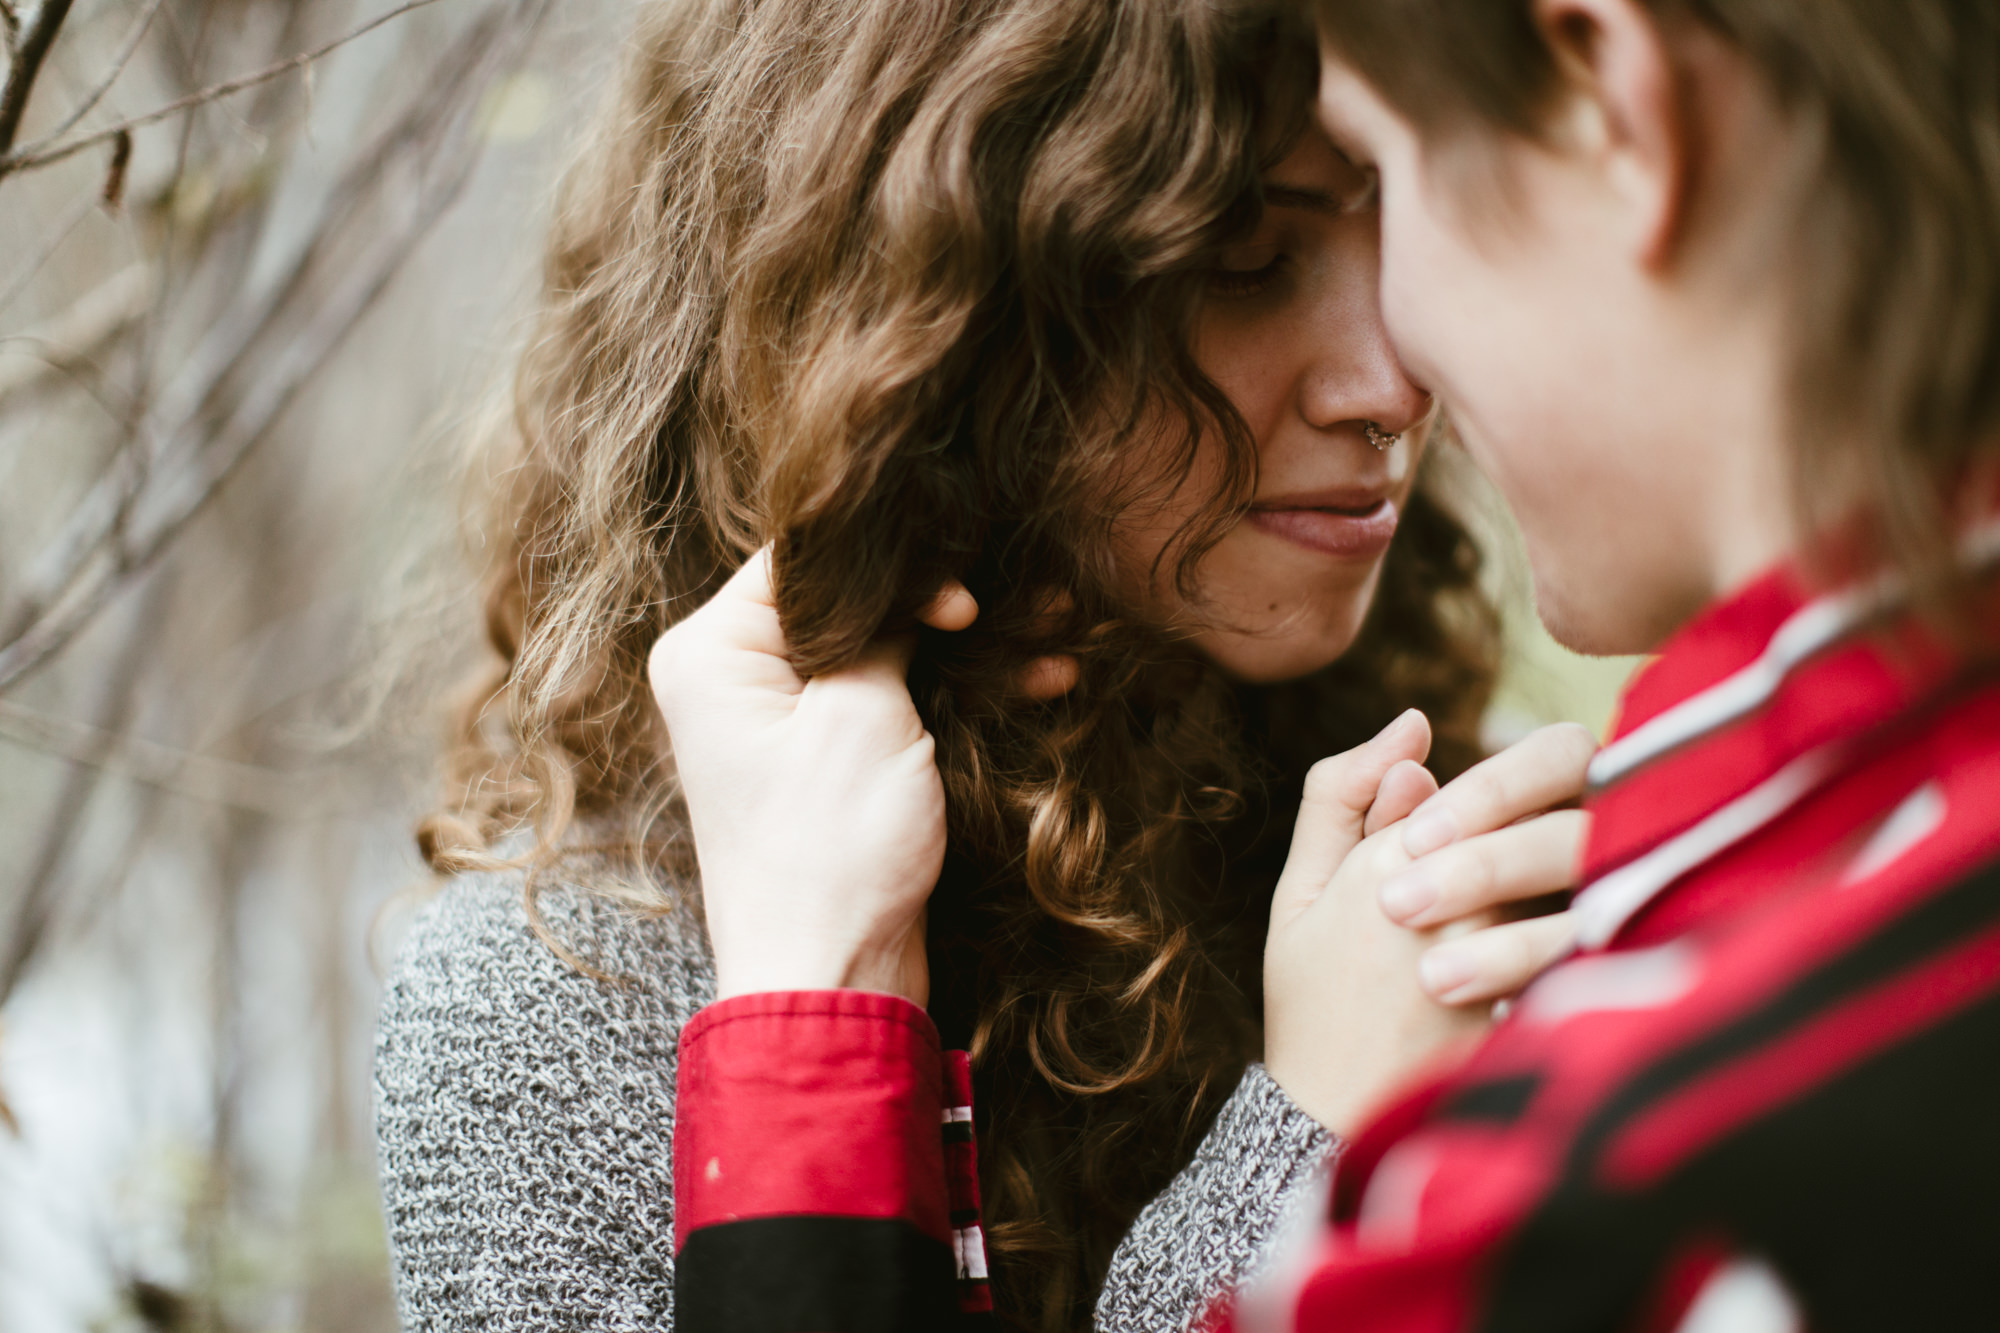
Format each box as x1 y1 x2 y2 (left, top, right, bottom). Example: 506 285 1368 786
374 867 1333 1332
1093 1064 1336 1333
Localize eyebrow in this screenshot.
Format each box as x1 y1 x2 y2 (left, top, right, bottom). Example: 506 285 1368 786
1262 183 1344 214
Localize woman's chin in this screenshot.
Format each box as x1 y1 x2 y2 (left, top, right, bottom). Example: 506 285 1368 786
1182 557 1385 684
1194 618 1370 685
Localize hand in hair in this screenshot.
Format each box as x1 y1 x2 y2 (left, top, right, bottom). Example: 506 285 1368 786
1013 588 1083 701
1262 716 1593 1134
648 548 977 1005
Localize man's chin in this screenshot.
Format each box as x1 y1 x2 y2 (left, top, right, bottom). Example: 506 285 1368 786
1531 570 1679 660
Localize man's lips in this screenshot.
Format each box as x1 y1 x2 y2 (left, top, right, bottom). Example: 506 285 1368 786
1244 497 1400 559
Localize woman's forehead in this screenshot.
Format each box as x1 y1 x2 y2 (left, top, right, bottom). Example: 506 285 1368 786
1262 124 1373 208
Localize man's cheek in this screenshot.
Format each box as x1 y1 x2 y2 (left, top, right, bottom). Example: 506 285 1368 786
1375 259 1428 379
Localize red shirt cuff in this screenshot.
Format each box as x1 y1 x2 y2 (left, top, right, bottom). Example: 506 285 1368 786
673 990 949 1251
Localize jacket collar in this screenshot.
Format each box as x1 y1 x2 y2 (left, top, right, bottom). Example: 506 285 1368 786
1573 522 2000 951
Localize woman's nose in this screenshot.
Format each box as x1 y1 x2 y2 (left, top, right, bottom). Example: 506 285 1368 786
1298 277 1432 438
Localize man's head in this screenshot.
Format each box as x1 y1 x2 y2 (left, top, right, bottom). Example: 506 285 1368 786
1314 0 2000 655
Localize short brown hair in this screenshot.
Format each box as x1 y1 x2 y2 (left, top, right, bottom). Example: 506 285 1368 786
1316 0 2000 619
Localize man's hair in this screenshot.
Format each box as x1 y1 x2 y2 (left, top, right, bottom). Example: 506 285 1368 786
1317 0 2000 616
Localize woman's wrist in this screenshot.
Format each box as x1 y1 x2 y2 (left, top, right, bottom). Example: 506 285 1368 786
1262 1056 1362 1137
711 926 927 1005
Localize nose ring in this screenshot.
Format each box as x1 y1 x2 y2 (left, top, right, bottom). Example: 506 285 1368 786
1363 422 1400 452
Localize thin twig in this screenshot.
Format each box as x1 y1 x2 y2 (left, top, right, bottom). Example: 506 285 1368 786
0 0 520 653
0 0 75 157
0 3 505 633
0 582 154 1010
0 347 136 427
0 0 455 176
0 260 151 400
0 697 313 816
99 127 129 207
129 160 480 553
31 0 167 148
0 0 493 633
0 184 97 315
0 0 548 692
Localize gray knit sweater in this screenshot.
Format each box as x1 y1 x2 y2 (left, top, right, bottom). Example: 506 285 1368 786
374 867 1334 1332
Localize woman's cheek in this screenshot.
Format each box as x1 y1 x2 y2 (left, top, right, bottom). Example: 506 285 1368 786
1184 529 1384 684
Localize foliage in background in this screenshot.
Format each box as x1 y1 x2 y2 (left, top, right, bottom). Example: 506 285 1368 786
0 1 595 1327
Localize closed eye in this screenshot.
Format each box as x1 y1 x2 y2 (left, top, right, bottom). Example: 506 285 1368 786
1265 170 1378 218
1208 251 1287 298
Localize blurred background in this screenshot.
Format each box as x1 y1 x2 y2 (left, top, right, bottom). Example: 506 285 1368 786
0 3 1635 1329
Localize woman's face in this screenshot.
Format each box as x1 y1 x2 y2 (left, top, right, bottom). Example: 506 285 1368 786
1111 126 1434 684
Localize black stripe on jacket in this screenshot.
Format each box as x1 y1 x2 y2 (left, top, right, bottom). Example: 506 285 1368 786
1476 854 2000 1332
678 1215 995 1333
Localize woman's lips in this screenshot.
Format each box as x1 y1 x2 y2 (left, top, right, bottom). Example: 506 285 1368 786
1245 498 1400 559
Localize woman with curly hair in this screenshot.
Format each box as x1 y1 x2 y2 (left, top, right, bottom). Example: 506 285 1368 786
373 0 1586 1329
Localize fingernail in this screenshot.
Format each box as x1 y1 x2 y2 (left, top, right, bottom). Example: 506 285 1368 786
1373 708 1420 743
1420 947 1475 1000
1401 804 1459 859
1378 868 1439 922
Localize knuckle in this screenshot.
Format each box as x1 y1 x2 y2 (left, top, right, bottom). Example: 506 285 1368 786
1302 755 1354 806
1541 722 1600 771
1359 826 1412 880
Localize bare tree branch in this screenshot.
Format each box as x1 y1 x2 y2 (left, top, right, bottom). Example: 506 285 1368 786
0 0 72 157
0 697 313 815
0 183 96 316
9 0 518 617
0 260 150 400
0 0 457 177
0 0 580 1306
30 0 167 148
98 126 128 206
0 0 550 693
0 575 155 1011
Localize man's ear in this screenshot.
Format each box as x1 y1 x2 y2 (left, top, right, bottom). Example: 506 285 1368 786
1532 0 1690 270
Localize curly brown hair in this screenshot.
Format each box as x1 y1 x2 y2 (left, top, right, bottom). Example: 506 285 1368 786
420 0 1500 1327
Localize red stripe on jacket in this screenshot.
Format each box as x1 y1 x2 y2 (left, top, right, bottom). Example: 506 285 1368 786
1221 563 2000 1333
673 989 951 1249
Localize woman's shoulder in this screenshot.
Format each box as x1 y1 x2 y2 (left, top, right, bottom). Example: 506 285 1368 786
374 855 708 1324
376 854 716 1063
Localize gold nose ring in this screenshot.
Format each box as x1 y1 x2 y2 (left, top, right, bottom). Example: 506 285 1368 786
1364 422 1400 452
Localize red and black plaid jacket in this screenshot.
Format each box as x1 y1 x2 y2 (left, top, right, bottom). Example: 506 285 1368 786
672 546 2000 1332
672 991 994 1330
